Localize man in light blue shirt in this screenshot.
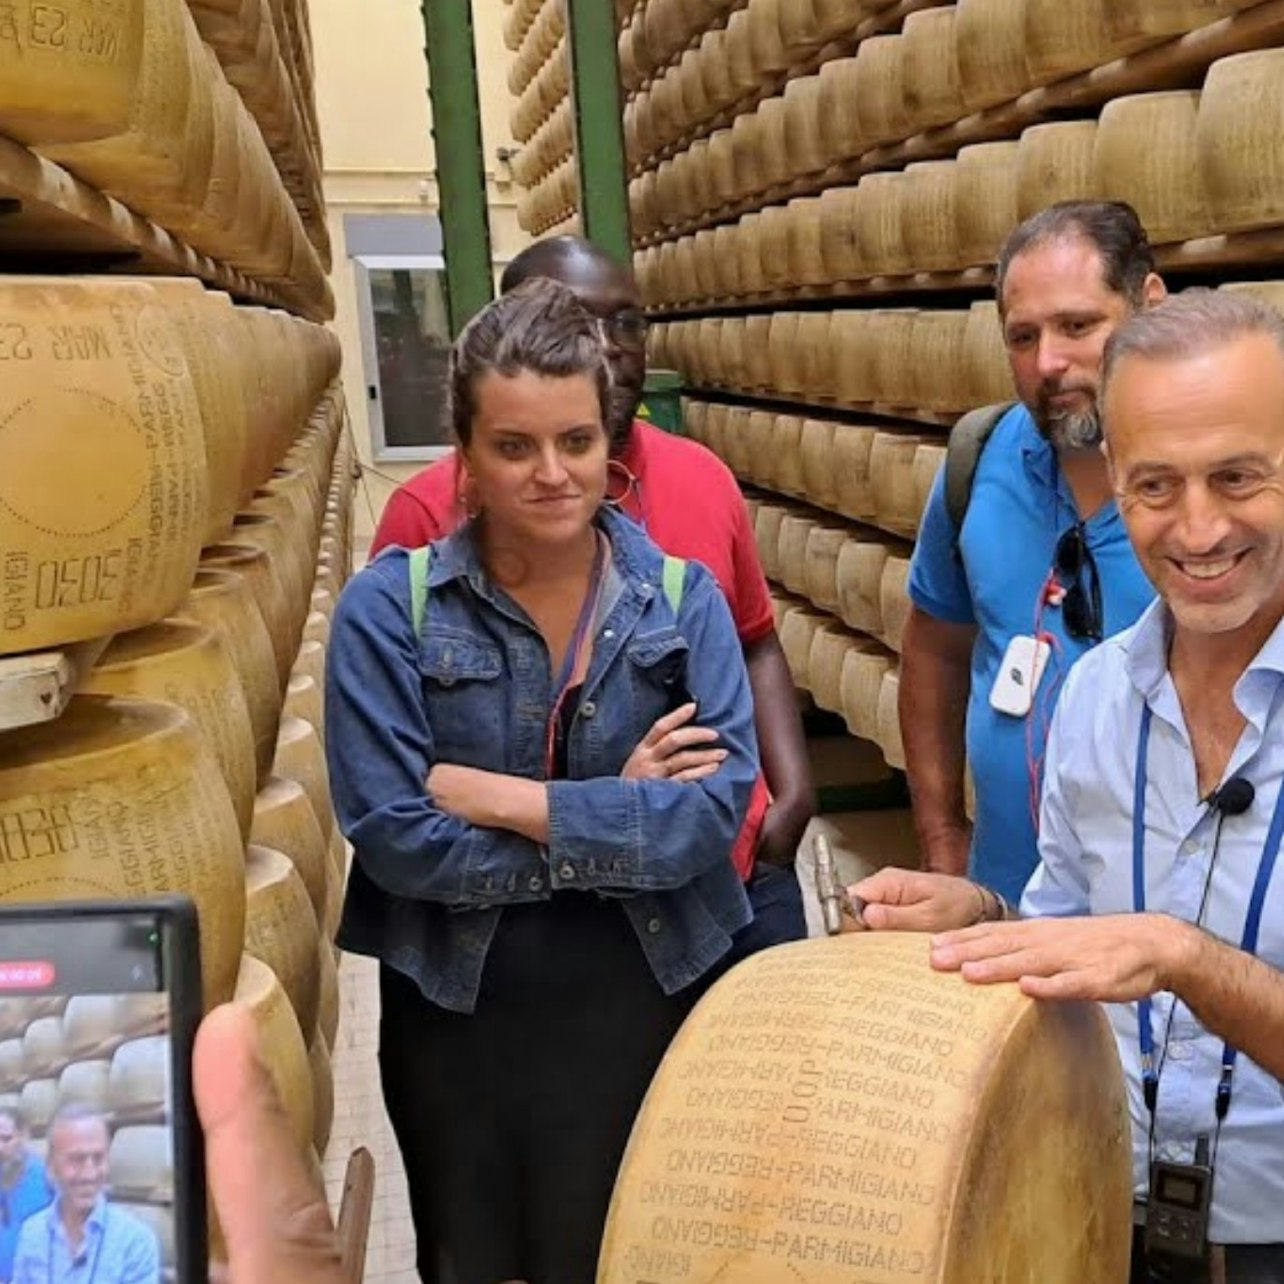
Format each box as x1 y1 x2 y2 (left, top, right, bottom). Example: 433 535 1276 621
0 1108 52 1283
903 201 1161 904
12 1106 158 1284
856 290 1284 1280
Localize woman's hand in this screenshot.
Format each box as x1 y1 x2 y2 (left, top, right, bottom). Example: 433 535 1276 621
427 764 550 843
622 702 728 782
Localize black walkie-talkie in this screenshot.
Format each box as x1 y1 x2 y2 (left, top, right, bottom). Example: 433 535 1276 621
1145 1136 1214 1282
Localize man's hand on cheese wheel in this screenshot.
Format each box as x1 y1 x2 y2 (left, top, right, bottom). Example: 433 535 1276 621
929 913 1183 1002
849 868 984 934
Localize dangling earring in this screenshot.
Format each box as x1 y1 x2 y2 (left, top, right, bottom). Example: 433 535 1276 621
457 469 482 520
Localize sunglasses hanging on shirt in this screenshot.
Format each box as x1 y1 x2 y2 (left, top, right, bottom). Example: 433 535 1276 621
1054 523 1104 642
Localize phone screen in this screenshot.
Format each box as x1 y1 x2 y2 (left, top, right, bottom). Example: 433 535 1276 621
0 911 186 1284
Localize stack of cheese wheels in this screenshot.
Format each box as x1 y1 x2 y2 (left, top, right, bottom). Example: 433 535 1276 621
879 554 914 652
82 621 257 842
841 643 896 742
251 778 329 925
836 535 907 638
956 0 1030 112
1016 121 1100 220
109 1035 169 1117
0 278 207 656
201 543 296 688
599 934 1133 1284
244 845 321 1038
0 697 245 1005
877 667 906 768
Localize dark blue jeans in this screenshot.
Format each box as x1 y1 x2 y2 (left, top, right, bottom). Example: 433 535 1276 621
717 861 806 975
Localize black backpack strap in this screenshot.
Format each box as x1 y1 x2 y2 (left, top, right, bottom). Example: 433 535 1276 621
944 402 1013 558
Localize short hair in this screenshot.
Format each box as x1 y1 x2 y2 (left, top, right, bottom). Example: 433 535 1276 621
46 1103 109 1146
448 277 612 447
996 200 1156 310
1102 288 1284 394
500 235 607 294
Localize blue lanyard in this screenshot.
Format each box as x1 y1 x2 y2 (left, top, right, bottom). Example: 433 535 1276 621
1133 703 1284 1120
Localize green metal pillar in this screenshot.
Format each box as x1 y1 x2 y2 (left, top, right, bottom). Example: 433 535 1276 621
420 0 493 335
566 0 632 265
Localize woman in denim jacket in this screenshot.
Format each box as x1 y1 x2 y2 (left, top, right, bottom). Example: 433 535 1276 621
325 280 758 1284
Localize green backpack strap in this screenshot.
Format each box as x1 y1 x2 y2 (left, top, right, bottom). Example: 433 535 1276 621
408 545 432 636
944 401 1013 558
661 555 685 614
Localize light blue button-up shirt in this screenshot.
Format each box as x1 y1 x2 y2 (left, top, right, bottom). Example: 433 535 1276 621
11 1195 159 1284
1023 599 1284 1244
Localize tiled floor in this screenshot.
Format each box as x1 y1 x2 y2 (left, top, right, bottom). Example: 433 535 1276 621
323 953 417 1283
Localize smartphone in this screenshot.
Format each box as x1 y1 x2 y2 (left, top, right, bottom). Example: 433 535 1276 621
0 897 205 1284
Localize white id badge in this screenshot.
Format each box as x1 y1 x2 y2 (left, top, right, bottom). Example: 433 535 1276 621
989 635 1052 718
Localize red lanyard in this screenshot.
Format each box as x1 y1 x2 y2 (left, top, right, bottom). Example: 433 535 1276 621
544 533 609 776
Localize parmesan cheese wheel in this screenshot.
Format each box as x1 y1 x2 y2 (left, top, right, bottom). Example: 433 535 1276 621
743 316 774 392
748 0 789 80
245 844 321 1039
755 504 792 582
807 623 860 714
913 444 948 530
871 433 930 538
233 954 313 1152
1023 0 1138 86
852 35 908 149
840 643 894 740
108 1036 168 1115
684 399 709 447
63 995 165 1055
782 76 827 184
769 591 810 632
877 666 905 768
760 206 795 293
787 199 828 289
699 29 736 116
323 845 344 940
900 7 965 134
20 1080 59 1134
0 0 146 146
82 621 256 842
696 318 724 387
317 938 339 1052
908 312 970 414
250 777 329 923
831 424 879 521
0 697 245 1005
767 313 803 397
0 279 207 655
771 416 808 499
273 716 334 842
180 569 282 785
743 413 777 487
854 174 912 278
712 226 743 299
722 408 755 482
200 543 295 688
901 162 962 274
818 187 864 284
600 934 1132 1284
1016 121 1101 221
836 535 901 636
1197 51 1284 235
955 142 1021 269
802 525 849 614
723 10 760 101
717 319 748 390
308 1031 333 1156
704 404 731 466
693 229 720 301
23 1017 67 1079
0 1041 21 1090
879 555 913 652
955 0 1030 112
778 515 820 597
737 214 768 296
707 129 739 211
817 59 864 171
1094 92 1212 245
830 313 877 408
778 607 832 691
1106 0 1221 42
789 312 833 403
799 419 840 511
963 301 1013 407
109 1125 173 1201
868 310 919 408
732 112 766 201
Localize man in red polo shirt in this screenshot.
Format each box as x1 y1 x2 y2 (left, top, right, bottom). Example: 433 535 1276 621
371 235 814 955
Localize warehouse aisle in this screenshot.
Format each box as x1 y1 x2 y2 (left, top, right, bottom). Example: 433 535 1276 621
324 952 417 1283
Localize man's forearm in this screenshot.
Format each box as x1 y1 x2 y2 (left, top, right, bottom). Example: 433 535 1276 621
744 633 814 864
899 612 974 876
1169 924 1284 1083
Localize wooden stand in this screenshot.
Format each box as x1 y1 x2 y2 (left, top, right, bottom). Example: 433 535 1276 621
0 638 109 733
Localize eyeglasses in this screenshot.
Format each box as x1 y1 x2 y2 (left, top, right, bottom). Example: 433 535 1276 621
1055 524 1103 642
597 308 649 347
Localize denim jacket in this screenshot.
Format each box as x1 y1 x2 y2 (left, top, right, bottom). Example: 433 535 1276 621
326 505 757 1013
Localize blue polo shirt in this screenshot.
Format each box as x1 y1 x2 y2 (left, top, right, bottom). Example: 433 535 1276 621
908 403 1155 903
0 1152 52 1282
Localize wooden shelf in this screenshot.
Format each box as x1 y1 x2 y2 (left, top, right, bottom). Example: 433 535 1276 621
0 639 108 734
682 383 960 433
0 135 331 321
634 0 1284 245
